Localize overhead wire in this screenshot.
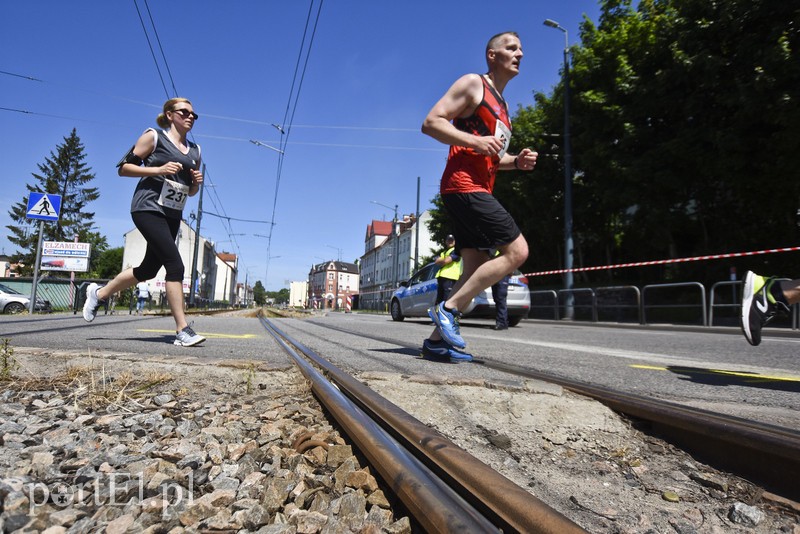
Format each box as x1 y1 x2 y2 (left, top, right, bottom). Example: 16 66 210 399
262 0 324 288
130 0 247 261
0 70 422 133
132 0 171 100
5 3 333 284
143 0 179 97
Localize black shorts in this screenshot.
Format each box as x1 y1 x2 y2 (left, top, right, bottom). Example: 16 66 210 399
442 192 521 252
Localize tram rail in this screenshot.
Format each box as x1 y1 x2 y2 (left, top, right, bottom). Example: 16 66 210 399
258 313 586 534
301 319 800 503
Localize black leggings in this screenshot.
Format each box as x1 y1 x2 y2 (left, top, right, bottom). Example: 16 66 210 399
131 211 184 282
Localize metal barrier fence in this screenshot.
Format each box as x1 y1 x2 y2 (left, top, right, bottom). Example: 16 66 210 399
531 279 796 328
529 290 558 320
708 280 741 327
1 277 237 315
1 277 90 312
642 282 707 326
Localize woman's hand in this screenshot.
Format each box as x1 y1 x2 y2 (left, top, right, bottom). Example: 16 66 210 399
159 161 183 175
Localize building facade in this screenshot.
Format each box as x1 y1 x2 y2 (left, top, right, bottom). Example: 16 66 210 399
212 252 238 303
289 280 308 308
122 220 232 305
235 281 254 307
359 210 436 311
308 261 359 310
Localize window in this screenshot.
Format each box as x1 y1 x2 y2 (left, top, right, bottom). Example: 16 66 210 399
328 273 334 280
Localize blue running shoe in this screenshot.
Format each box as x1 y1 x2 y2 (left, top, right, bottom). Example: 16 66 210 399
427 302 466 349
421 339 473 363
445 345 473 363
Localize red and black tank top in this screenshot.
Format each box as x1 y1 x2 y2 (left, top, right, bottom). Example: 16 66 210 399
440 75 511 195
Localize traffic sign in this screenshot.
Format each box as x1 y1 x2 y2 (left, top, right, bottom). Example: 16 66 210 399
26 193 62 222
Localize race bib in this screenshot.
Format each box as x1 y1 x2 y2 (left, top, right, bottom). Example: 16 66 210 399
495 121 512 159
157 178 189 211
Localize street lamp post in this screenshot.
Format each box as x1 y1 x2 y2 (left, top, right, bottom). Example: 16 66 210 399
544 18 574 319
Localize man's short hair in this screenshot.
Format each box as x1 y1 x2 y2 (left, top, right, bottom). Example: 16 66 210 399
486 31 519 56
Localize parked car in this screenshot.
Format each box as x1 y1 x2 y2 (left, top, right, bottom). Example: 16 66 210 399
0 283 52 314
390 263 530 326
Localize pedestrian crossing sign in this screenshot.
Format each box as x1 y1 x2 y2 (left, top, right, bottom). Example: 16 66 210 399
26 193 62 222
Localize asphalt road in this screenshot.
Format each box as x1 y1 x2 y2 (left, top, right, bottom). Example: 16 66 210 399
274 313 800 431
1 310 798 430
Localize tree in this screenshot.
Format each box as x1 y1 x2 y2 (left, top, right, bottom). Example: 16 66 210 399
499 0 800 286
253 281 266 306
424 195 450 250
93 247 124 279
568 0 800 281
6 129 106 276
267 288 290 305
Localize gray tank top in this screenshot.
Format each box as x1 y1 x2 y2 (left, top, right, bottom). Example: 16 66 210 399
130 128 202 219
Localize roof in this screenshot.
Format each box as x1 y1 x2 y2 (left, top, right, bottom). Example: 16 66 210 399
365 220 393 241
308 261 360 275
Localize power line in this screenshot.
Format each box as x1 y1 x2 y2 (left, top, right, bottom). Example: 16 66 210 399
143 0 178 97
132 0 170 99
263 0 324 279
0 70 42 82
203 210 275 225
1 69 426 133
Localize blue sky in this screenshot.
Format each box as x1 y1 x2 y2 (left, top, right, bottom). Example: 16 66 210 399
1 1 601 290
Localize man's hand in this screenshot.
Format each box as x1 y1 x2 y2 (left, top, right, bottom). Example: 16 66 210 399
516 148 538 171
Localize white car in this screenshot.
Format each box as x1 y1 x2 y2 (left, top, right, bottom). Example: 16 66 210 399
390 263 530 326
0 283 51 314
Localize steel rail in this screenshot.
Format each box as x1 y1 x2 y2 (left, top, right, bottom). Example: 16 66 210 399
259 314 503 533
260 315 586 534
482 359 800 502
299 320 800 502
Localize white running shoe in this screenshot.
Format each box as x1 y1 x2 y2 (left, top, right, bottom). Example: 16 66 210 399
82 283 106 322
174 325 206 347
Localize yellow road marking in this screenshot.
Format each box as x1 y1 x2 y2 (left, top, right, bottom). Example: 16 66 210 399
138 329 259 339
630 364 800 383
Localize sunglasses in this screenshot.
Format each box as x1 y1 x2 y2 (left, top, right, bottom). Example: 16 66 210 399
171 108 199 120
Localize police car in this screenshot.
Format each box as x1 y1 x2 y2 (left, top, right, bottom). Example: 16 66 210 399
390 263 530 326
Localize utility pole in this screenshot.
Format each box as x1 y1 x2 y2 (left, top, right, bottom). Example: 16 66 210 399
189 163 205 307
414 177 420 271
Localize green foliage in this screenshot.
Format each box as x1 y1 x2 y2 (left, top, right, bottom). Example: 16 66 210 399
266 288 290 304
0 339 18 381
244 362 256 395
5 129 106 276
424 194 450 249
93 247 124 279
491 0 800 286
253 281 266 306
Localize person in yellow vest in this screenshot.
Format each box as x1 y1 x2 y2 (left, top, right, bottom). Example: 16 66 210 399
435 235 462 305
